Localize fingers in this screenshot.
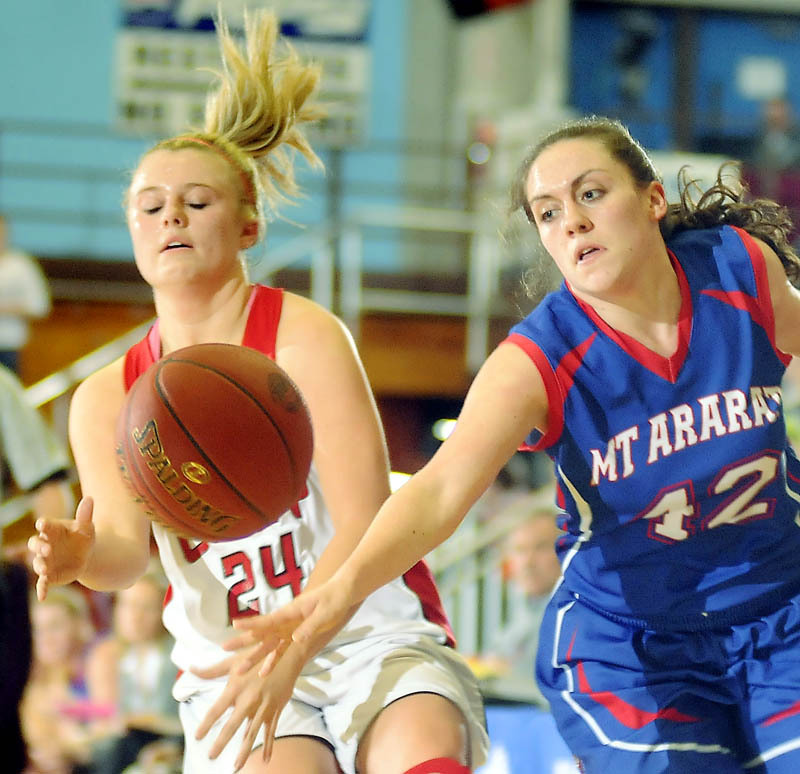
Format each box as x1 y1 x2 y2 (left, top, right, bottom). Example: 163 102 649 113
190 654 237 681
222 630 259 652
195 689 232 742
261 712 278 765
35 573 49 602
291 608 325 644
29 528 52 600
207 696 255 761
257 639 290 678
257 648 279 678
234 716 262 772
233 613 295 643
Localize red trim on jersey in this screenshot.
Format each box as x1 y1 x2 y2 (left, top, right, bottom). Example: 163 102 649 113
123 324 159 390
402 561 456 648
714 226 792 366
568 251 692 384
503 333 565 450
122 285 285 392
242 285 283 358
403 758 469 774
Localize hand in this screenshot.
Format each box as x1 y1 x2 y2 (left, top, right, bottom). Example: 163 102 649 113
239 579 355 665
27 496 95 600
192 637 298 772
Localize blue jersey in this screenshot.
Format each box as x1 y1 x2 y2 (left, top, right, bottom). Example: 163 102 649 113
508 225 800 630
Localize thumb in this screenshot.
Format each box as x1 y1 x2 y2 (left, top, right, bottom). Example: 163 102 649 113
74 496 94 532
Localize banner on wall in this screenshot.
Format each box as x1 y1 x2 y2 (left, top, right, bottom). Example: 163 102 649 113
115 0 371 146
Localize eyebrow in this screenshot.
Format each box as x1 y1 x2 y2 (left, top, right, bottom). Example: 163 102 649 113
132 183 216 196
528 168 607 204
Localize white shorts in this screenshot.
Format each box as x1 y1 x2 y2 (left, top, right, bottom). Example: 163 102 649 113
179 635 488 774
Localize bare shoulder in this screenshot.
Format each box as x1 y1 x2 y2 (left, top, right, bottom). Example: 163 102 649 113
72 357 126 405
70 357 127 437
277 291 354 355
279 291 347 334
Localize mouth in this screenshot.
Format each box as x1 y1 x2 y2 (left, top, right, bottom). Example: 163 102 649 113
576 246 600 263
161 241 192 252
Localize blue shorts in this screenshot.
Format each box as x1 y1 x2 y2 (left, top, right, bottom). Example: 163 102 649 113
537 583 800 773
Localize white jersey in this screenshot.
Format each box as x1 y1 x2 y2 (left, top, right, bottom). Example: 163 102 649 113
153 463 453 698
123 285 457 702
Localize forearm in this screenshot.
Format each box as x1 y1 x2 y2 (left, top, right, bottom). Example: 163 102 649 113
332 472 466 607
79 531 151 591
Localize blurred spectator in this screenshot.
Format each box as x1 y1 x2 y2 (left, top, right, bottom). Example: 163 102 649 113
750 97 800 182
482 493 564 707
0 363 74 774
744 97 800 237
0 362 73 529
0 214 51 375
21 585 104 774
86 567 182 774
0 557 33 774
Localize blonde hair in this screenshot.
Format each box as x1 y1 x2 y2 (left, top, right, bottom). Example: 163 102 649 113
144 9 325 237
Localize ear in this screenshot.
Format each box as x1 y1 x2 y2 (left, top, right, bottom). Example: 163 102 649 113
646 180 668 221
240 218 260 250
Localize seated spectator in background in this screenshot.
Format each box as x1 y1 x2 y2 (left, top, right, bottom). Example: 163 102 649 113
0 555 33 774
86 566 182 774
743 96 800 239
0 362 73 774
21 585 103 774
0 361 73 530
0 214 51 375
482 494 564 707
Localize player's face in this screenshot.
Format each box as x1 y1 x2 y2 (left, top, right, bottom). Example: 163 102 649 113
524 138 667 302
127 148 257 289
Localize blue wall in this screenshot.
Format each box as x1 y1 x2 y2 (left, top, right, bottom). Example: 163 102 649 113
0 1 408 264
569 4 800 154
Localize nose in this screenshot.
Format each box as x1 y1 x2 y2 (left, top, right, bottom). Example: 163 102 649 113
562 203 591 236
162 200 187 227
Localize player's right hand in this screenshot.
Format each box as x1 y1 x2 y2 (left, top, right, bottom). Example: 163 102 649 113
28 496 95 600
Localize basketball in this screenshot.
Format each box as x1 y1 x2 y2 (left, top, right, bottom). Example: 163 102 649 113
116 343 314 542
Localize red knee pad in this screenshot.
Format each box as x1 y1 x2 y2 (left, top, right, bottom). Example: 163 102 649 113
403 758 470 774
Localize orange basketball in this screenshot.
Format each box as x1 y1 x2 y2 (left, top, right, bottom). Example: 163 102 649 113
116 343 314 542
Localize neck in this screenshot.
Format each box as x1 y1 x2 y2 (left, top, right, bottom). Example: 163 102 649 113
154 277 253 353
575 245 682 356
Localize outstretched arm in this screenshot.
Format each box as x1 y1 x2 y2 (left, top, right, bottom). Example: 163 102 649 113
247 340 550 649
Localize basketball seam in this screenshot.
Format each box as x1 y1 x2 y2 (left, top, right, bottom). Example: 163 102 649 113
121 382 241 539
154 357 301 517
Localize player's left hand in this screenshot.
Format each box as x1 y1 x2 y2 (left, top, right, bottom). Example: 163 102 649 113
191 637 297 771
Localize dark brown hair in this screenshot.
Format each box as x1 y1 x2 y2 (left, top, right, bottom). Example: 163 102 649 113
509 115 800 287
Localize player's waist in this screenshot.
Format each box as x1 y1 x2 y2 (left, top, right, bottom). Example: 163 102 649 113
565 575 800 633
